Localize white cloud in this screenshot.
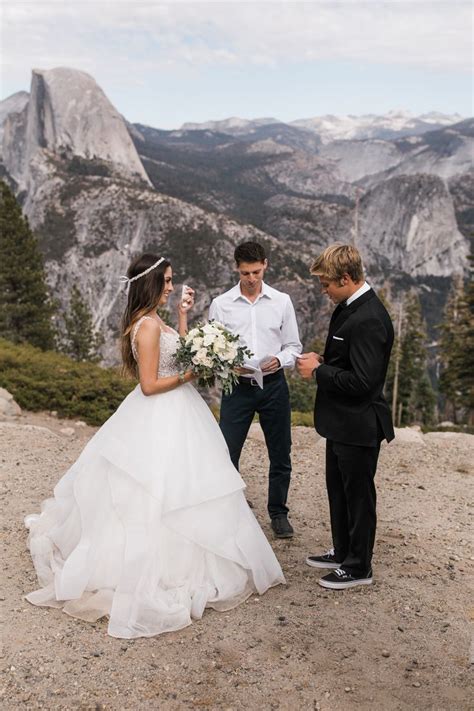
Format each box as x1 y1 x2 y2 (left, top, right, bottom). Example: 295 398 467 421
2 0 471 87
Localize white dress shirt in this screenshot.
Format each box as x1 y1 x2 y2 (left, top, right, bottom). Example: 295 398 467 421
346 281 371 306
209 281 302 371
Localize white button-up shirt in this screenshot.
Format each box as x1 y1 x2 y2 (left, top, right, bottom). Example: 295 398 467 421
346 281 371 306
209 282 302 370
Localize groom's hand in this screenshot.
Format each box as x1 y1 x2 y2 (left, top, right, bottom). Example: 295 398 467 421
261 357 280 373
296 352 321 379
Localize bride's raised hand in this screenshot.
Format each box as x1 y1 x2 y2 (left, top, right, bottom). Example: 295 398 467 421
178 285 195 315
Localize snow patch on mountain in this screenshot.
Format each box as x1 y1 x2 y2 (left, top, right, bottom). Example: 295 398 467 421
292 110 465 143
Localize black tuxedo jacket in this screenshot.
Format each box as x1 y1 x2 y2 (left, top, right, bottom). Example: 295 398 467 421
314 289 395 447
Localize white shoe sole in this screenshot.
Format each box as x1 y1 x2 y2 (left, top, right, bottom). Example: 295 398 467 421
305 557 341 569
318 577 373 590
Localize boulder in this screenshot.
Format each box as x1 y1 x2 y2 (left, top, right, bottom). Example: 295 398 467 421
0 388 21 417
393 427 425 444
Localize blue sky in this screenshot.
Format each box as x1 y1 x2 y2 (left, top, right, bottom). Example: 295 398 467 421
1 1 472 128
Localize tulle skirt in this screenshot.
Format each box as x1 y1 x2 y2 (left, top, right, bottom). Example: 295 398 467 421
25 383 285 638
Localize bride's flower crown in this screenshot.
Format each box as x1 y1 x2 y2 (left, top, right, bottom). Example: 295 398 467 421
119 256 165 292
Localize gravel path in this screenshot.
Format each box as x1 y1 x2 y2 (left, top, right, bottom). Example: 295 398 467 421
1 411 473 710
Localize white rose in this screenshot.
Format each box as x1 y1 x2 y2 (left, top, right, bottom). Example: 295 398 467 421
192 348 214 368
190 336 204 352
185 328 199 345
203 333 217 347
213 335 227 353
202 322 220 335
193 347 207 363
223 346 237 363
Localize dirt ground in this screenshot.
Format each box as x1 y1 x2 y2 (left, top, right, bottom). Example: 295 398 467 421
0 409 473 711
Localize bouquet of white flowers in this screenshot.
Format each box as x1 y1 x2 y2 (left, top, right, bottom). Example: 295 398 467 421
174 320 252 395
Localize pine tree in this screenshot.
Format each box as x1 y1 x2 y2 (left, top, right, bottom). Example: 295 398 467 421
0 180 56 349
396 292 436 426
62 285 104 362
439 266 474 422
411 372 437 427
457 257 474 416
376 288 398 412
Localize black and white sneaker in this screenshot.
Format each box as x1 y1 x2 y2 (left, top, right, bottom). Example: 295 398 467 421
305 548 341 570
318 568 373 590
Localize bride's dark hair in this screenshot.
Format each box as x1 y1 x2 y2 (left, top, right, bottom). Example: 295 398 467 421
121 253 171 378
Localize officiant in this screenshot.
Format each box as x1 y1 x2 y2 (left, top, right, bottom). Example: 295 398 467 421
209 241 302 538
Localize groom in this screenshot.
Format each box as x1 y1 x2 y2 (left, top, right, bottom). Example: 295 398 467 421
209 241 302 538
297 244 394 589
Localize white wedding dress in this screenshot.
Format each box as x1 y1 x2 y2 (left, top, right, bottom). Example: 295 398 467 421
25 318 285 638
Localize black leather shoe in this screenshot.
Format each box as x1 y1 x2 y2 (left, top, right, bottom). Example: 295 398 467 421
271 515 294 539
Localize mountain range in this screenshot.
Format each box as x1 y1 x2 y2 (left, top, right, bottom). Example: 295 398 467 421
181 110 465 143
1 67 472 363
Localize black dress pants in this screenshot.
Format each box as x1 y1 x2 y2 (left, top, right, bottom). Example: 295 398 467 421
325 438 381 576
219 371 292 519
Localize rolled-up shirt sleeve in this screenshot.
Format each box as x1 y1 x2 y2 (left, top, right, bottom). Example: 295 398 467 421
274 296 302 368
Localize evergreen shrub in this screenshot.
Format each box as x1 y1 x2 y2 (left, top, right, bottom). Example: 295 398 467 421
286 372 316 413
0 339 317 428
0 339 135 425
291 411 314 427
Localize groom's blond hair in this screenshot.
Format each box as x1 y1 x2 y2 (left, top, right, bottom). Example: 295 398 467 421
310 244 364 283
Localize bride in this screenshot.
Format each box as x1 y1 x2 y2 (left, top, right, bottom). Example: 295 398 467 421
25 253 285 639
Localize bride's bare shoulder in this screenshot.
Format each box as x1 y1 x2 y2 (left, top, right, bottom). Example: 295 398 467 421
134 317 161 346
138 316 160 330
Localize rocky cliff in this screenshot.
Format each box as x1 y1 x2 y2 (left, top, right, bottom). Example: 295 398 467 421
319 139 404 182
2 68 150 199
448 172 474 241
0 91 29 155
0 68 471 363
32 175 315 362
131 119 469 275
318 120 474 185
1 70 320 363
358 174 469 277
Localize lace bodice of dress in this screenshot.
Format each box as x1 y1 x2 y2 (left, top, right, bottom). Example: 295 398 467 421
131 316 180 377
157 332 180 377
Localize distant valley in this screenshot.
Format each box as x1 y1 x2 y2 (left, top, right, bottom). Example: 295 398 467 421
1 68 472 362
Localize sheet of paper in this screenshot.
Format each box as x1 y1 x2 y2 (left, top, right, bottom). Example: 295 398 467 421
242 355 274 389
181 284 191 307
